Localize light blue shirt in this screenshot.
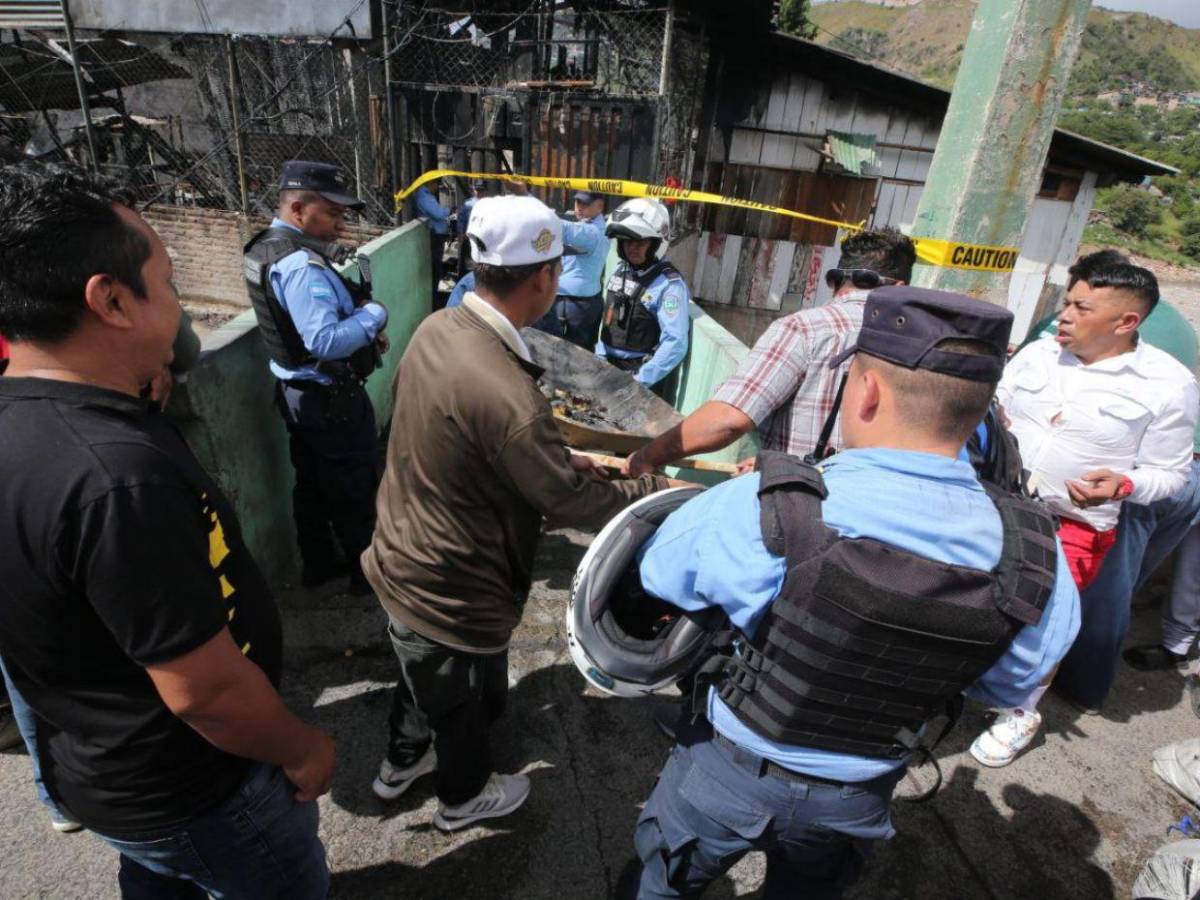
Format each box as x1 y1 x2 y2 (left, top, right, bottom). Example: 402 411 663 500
446 272 475 308
639 448 1081 782
596 261 691 387
414 187 451 236
558 214 608 298
266 219 388 384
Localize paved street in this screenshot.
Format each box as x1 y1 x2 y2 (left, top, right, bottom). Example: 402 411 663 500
0 526 1196 899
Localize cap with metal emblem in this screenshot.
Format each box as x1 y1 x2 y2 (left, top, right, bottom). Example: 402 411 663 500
828 285 1013 382
278 160 364 210
466 195 581 267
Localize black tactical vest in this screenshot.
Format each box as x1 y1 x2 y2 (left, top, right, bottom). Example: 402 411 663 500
242 227 354 372
600 260 678 355
718 452 1058 760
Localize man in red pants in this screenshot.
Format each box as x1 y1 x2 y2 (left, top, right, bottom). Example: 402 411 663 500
970 254 1198 767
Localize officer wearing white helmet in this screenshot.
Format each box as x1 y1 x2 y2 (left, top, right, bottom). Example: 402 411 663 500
595 198 690 404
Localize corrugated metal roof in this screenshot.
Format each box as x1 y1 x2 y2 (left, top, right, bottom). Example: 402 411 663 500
0 1 64 29
827 131 878 176
0 37 189 112
770 32 1178 181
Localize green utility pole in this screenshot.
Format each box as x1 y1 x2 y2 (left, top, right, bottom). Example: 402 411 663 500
909 0 1091 301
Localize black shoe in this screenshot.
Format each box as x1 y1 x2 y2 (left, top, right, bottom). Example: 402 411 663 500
301 559 348 588
1123 644 1189 672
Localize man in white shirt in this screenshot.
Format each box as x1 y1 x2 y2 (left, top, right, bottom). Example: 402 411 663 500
971 256 1199 767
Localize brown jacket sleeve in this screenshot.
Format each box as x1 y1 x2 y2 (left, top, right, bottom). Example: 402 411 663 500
492 411 670 530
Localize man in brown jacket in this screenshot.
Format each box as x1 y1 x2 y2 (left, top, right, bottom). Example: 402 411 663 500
363 194 673 831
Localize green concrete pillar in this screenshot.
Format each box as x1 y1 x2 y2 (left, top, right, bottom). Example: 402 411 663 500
909 0 1091 301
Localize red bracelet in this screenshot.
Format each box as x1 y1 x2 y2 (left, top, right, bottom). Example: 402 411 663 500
1114 476 1135 500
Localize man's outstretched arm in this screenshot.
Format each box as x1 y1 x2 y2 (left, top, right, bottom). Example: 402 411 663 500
624 401 754 477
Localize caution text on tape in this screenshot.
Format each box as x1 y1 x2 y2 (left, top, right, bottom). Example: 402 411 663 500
396 170 1021 272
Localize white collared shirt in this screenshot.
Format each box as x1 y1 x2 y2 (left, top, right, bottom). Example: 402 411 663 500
461 291 533 363
999 335 1199 531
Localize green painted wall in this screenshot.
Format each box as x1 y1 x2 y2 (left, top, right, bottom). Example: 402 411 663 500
173 221 432 587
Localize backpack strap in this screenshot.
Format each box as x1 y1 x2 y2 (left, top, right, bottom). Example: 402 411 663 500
984 485 1059 626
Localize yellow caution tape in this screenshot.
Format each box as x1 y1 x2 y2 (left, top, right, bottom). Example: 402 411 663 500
395 169 864 234
914 238 1020 273
396 170 1021 271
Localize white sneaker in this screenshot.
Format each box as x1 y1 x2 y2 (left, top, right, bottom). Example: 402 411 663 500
371 747 437 800
431 773 530 832
969 708 1042 768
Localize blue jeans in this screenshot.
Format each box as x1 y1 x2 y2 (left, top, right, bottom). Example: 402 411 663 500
633 720 901 899
1055 459 1200 709
98 763 329 900
0 654 56 812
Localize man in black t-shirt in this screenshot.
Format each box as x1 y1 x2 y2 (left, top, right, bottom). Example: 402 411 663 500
0 164 334 898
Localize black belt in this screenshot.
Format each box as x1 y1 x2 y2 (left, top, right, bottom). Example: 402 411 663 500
554 291 602 304
711 730 846 788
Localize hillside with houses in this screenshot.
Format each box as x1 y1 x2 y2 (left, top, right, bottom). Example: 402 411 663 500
812 0 1200 267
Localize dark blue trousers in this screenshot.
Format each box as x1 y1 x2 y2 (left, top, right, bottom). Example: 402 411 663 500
277 380 378 580
1055 459 1200 709
633 720 901 899
531 293 604 351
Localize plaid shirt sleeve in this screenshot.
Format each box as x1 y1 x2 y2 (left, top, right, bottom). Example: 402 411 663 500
713 316 812 426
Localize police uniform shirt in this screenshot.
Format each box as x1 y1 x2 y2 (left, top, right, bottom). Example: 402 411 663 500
596 262 691 386
0 377 283 835
266 218 387 384
638 447 1082 782
558 213 608 298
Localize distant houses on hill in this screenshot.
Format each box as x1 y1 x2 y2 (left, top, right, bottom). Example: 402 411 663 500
1095 86 1200 111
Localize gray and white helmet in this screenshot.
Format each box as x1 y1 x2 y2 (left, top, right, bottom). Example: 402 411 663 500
605 197 671 261
567 486 727 698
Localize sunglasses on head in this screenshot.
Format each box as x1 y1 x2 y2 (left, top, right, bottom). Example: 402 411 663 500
824 268 899 291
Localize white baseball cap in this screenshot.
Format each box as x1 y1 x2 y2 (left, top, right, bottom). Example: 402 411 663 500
465 195 579 267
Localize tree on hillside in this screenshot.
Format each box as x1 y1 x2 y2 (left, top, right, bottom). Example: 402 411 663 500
1102 184 1162 237
777 0 817 40
1179 217 1200 262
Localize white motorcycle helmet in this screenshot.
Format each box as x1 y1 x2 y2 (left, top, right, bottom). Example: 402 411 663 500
606 197 671 263
567 486 728 698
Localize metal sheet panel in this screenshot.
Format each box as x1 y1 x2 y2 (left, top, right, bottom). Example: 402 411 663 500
0 0 64 28
69 0 372 39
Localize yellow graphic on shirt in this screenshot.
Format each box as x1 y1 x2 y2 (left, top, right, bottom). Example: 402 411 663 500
201 493 249 657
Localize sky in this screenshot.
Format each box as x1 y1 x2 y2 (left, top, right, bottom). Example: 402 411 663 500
1094 1 1200 28
810 0 1200 29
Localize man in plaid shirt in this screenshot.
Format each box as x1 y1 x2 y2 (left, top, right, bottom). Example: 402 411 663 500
624 229 917 475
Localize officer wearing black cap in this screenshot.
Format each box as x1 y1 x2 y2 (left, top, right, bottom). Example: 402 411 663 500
531 189 609 349
243 160 388 595
625 287 1081 896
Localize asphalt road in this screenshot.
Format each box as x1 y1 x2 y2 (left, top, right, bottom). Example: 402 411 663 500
1 526 1197 899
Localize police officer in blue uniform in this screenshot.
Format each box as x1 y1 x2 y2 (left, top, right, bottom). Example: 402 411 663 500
596 198 690 404
532 190 610 349
243 161 388 595
627 288 1082 897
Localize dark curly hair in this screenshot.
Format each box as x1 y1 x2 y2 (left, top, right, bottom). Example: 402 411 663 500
0 163 150 342
837 227 917 283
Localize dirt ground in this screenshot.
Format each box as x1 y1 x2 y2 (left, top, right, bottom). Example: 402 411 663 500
1 527 1198 899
